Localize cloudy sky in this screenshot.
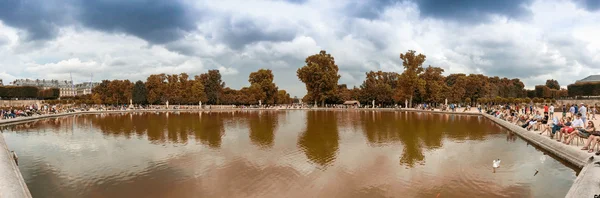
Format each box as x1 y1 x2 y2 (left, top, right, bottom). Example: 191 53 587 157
0 0 599 97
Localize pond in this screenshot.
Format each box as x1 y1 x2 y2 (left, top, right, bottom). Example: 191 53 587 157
2 110 577 197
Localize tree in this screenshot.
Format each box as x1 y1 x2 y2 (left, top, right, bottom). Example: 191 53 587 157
275 90 292 104
297 50 341 107
546 79 560 90
331 84 353 104
419 66 446 104
535 85 552 98
445 74 468 103
198 70 225 104
190 76 208 104
359 71 397 105
132 80 148 104
249 69 278 104
146 74 167 104
398 50 426 108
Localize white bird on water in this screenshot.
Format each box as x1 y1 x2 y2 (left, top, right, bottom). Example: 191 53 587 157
493 159 501 168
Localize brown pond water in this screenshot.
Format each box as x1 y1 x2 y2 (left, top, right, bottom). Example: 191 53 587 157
2 110 577 198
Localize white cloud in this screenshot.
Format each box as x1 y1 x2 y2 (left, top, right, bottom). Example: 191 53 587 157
218 66 239 75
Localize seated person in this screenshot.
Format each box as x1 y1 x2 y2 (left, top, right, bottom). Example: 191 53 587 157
563 114 586 144
537 113 549 131
580 125 600 153
557 117 573 142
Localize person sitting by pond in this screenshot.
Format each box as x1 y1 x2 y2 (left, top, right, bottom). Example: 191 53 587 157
550 115 563 139
523 111 542 130
580 123 600 153
517 114 529 125
557 117 573 142
563 113 586 145
536 112 550 132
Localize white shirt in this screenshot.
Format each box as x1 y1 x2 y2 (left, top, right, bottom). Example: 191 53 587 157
549 106 554 112
579 106 587 117
572 118 584 128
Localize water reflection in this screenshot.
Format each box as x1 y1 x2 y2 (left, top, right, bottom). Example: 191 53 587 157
248 111 278 149
2 111 578 198
357 111 499 167
8 112 232 148
298 111 339 167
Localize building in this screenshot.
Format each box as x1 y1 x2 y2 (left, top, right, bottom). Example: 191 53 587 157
12 79 76 97
576 75 600 83
75 82 100 95
0 79 3 86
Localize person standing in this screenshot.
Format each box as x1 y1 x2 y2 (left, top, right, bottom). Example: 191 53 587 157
569 104 576 118
549 104 555 119
529 104 533 115
544 104 549 114
579 103 587 127
593 105 597 120
562 104 567 119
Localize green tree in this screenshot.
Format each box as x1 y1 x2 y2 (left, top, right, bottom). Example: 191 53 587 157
297 50 341 107
132 80 148 104
398 50 426 107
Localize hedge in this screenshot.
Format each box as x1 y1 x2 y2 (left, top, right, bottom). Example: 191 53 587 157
0 86 60 100
567 82 600 97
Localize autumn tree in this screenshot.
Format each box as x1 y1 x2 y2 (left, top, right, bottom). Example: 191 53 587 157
190 76 207 104
445 74 467 103
297 50 341 107
360 71 398 105
249 69 278 104
546 79 560 90
535 85 552 98
145 74 167 104
419 66 446 104
398 50 426 107
198 70 225 105
92 80 133 105
92 80 111 102
132 80 148 104
464 74 490 102
332 84 354 103
275 90 292 104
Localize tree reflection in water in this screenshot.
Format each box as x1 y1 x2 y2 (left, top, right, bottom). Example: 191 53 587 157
298 110 340 167
248 111 278 149
84 112 229 148
359 111 495 167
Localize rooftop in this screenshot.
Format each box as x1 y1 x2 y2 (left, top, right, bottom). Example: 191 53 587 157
576 75 600 83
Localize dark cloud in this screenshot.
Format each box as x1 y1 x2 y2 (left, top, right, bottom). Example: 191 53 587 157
0 0 70 41
76 0 197 44
212 17 297 50
579 0 600 11
0 0 196 44
416 0 533 23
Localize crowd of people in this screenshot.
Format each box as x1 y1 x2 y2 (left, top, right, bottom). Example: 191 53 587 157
0 104 79 120
488 103 599 155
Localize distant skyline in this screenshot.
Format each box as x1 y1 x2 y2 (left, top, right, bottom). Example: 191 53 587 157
1 0 599 97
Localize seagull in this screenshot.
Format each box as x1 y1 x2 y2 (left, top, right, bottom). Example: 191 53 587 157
493 159 501 169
